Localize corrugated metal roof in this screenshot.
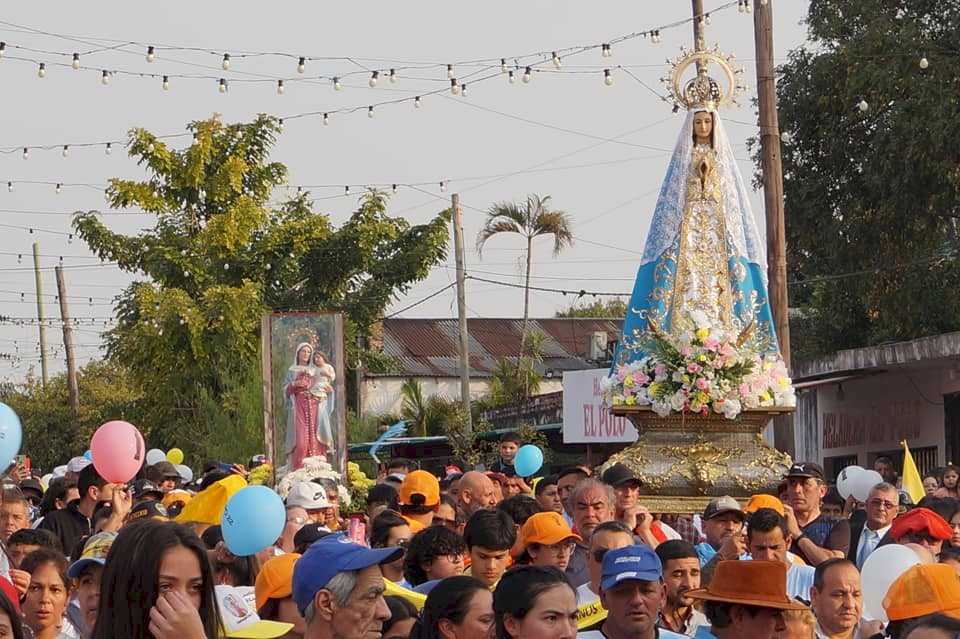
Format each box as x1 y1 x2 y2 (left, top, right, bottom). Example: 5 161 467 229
372 318 621 378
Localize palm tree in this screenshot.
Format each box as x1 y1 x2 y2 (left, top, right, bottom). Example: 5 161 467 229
476 194 574 357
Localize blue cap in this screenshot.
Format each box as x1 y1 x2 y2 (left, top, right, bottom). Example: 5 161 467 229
292 533 402 615
600 545 663 592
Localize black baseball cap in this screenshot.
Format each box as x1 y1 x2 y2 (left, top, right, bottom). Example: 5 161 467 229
132 479 163 501
557 466 591 481
601 463 641 488
293 523 331 552
18 478 43 500
784 462 824 481
127 500 169 523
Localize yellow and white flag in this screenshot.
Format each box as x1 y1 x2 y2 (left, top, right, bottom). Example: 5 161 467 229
901 440 925 504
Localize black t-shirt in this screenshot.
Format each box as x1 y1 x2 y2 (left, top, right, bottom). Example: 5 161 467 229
790 513 850 564
490 459 516 476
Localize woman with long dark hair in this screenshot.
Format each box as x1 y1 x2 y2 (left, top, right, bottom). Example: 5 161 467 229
493 566 577 639
410 575 493 639
0 583 26 639
91 520 221 639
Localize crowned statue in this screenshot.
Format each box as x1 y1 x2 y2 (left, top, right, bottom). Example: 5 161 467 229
600 43 795 511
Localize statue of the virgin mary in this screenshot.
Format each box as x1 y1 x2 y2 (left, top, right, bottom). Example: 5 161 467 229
615 53 781 368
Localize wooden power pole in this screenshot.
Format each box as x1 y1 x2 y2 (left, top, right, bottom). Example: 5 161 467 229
753 0 791 367
32 242 49 386
691 0 706 53
55 266 80 416
451 194 473 436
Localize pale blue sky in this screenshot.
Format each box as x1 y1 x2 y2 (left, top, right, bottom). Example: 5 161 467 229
0 1 810 379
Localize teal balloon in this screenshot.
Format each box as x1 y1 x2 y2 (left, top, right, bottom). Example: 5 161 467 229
83 450 93 461
221 486 285 556
0 403 22 470
514 445 544 477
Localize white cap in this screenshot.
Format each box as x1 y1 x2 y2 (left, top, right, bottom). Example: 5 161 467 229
285 481 330 510
67 457 91 473
52 465 68 478
215 585 293 638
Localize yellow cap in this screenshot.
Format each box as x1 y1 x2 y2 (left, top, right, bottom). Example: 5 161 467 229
514 511 581 557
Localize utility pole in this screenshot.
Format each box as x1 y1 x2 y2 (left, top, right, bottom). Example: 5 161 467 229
32 242 49 387
692 0 707 55
451 194 473 436
753 0 791 367
55 266 79 416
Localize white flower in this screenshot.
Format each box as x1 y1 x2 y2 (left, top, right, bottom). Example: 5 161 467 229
689 310 710 329
669 391 686 411
721 399 742 419
672 371 686 383
652 400 672 417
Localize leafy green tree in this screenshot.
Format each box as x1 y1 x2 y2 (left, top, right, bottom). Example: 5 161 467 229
555 298 626 318
399 378 462 437
73 114 450 455
476 194 573 357
0 361 144 473
772 0 960 356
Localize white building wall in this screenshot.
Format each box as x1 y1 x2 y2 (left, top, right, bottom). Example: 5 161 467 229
361 376 564 415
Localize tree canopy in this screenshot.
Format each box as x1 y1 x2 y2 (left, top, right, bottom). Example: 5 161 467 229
72 114 450 453
773 0 960 357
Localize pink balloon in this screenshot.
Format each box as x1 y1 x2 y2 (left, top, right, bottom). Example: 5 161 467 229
90 420 145 483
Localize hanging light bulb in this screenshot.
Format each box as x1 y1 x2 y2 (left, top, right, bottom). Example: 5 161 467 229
389 68 397 83
439 181 447 192
277 79 285 94
920 56 929 69
508 70 515 84
55 183 62 194
146 45 156 62
501 58 508 73
461 83 468 97
447 63 454 79
105 142 112 155
162 75 170 90
345 185 351 195
522 66 532 83
745 1 752 13
367 105 374 118
450 78 460 95
101 70 110 85
552 52 562 69
602 43 612 58
604 69 614 86
21 147 28 160
297 56 306 73
72 53 80 70
322 112 329 125
6 182 11 192
705 13 712 25
858 99 869 112
333 76 342 91
38 63 46 78
391 184 398 193
369 70 380 87
221 53 231 70
219 78 228 93
0 42 6 59
68 233 73 243
278 119 285 132
414 96 421 108
62 145 69 158
739 0 745 12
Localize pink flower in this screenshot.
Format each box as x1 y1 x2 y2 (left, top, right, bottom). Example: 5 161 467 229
654 363 667 377
739 383 751 397
681 346 693 358
696 378 710 391
635 372 650 385
704 337 720 351
720 344 735 357
687 363 701 374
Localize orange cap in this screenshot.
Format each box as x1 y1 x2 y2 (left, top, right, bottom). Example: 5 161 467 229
402 515 426 533
514 511 582 557
254 553 301 611
883 563 960 621
744 494 785 516
399 470 440 507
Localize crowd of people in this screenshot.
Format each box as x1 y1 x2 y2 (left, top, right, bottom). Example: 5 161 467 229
0 434 955 639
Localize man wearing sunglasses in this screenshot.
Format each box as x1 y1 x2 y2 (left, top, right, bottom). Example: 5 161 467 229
889 507 953 555
576 520 635 607
848 482 898 569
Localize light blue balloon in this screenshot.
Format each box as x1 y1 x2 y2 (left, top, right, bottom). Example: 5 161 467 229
83 450 93 461
0 403 23 470
514 444 544 477
221 486 285 556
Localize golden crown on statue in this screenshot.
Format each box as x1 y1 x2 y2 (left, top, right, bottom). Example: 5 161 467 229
663 45 746 111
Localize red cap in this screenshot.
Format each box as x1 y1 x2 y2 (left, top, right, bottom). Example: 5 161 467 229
890 507 953 542
0 577 20 616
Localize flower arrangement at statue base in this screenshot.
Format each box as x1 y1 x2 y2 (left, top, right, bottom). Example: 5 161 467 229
602 311 796 420
276 456 351 507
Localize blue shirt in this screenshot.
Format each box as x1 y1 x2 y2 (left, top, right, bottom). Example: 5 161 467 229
695 542 717 566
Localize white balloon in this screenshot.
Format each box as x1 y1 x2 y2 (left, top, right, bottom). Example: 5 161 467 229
851 469 884 502
52 465 67 478
176 464 193 483
861 544 920 621
836 465 864 499
146 448 166 466
40 473 53 491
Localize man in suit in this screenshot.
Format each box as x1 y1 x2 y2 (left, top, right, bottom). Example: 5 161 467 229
848 482 898 569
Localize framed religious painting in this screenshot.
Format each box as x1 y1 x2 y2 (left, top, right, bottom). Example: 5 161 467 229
261 312 346 477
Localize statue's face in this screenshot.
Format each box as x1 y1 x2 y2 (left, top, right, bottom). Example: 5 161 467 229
297 346 312 364
693 111 713 142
